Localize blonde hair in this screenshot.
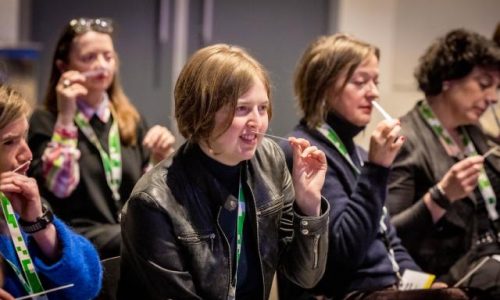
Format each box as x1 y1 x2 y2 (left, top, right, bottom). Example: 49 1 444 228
0 85 31 130
43 19 140 146
175 44 272 144
294 34 379 128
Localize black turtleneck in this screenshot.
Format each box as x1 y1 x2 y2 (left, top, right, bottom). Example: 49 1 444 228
325 112 365 169
197 146 240 196
196 146 261 299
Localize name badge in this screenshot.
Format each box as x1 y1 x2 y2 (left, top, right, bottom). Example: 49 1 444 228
399 269 435 290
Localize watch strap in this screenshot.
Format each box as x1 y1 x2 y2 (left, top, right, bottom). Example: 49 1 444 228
18 206 54 234
429 184 451 209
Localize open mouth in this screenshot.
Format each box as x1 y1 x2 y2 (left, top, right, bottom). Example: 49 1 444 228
12 160 31 174
241 132 258 143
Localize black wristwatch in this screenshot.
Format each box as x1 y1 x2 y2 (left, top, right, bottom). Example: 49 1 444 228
18 205 54 234
429 184 451 209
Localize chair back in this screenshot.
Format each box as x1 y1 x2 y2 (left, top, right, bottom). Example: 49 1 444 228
96 256 121 300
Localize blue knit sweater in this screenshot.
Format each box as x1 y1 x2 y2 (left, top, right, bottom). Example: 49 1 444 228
280 114 419 298
0 216 102 299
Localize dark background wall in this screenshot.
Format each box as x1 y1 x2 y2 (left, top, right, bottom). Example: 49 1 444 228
30 0 330 136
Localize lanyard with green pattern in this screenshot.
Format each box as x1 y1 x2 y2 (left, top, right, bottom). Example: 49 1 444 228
418 100 498 221
228 173 246 300
0 192 47 298
317 123 362 174
74 110 122 201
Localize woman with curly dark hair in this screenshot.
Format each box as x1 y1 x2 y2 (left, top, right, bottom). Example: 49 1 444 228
387 28 500 297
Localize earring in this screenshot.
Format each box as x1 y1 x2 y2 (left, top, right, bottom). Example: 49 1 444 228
442 82 450 91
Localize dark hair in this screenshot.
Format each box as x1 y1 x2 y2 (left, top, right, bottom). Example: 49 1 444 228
294 34 379 128
175 44 272 144
43 18 140 146
493 22 500 46
415 29 500 97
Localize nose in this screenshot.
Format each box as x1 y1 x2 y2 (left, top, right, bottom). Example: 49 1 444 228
483 89 498 108
18 139 32 162
367 81 379 98
247 106 264 129
95 54 110 70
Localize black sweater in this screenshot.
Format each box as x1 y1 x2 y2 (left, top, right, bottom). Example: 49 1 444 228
280 113 418 298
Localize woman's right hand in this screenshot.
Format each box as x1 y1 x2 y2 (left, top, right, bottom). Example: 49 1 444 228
56 71 88 126
368 119 404 167
439 155 484 202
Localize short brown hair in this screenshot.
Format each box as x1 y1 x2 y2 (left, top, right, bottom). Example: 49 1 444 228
294 34 379 129
0 85 31 130
175 44 272 143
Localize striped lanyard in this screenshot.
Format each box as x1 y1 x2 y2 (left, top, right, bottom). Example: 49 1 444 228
418 100 498 221
316 123 402 280
74 110 122 201
228 175 246 300
317 124 362 174
0 193 47 298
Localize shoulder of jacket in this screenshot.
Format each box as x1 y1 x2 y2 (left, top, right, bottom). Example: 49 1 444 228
128 160 173 210
255 138 287 169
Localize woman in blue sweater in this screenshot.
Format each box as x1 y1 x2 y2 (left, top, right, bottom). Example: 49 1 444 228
279 34 421 299
0 85 102 299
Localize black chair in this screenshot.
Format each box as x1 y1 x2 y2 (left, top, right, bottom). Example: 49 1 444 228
96 256 120 300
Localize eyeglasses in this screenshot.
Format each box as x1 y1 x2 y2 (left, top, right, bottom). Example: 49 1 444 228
69 18 113 34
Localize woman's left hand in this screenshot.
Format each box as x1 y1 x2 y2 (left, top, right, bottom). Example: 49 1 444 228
143 125 176 164
289 137 327 216
0 172 43 222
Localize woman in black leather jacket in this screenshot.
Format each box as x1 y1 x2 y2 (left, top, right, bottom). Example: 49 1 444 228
118 44 330 300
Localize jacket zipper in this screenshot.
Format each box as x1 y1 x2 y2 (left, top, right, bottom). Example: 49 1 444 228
313 234 320 269
206 233 215 252
256 201 282 217
216 207 233 298
177 233 215 251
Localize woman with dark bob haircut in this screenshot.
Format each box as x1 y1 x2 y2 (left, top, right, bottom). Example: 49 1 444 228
387 28 500 297
118 44 330 299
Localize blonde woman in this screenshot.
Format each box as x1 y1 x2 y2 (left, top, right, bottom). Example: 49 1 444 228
28 18 175 258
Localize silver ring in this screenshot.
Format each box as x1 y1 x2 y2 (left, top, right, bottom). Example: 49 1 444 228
63 79 71 88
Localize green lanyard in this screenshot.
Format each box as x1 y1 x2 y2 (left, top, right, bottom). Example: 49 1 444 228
317 124 362 174
74 110 122 201
228 175 246 300
0 193 47 298
316 123 402 281
418 100 498 221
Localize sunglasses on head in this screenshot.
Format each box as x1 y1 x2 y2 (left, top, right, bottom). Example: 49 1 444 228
69 18 113 34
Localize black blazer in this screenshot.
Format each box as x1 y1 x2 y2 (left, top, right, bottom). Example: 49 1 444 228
387 101 500 282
